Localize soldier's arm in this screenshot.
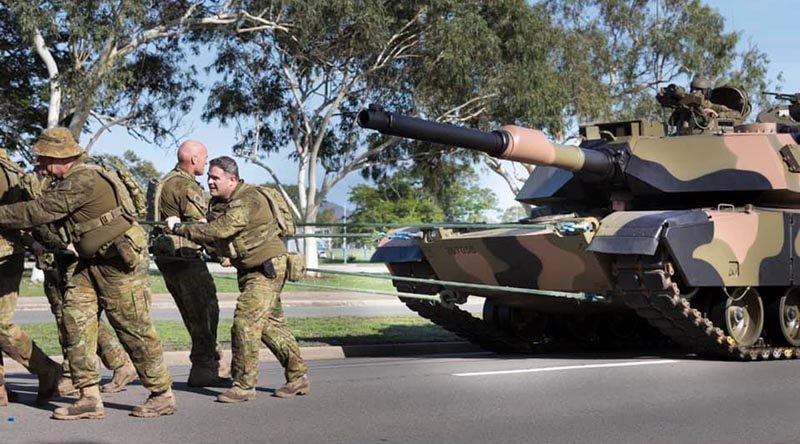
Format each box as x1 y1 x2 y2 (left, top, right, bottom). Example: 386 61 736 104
0 178 89 230
182 185 208 222
174 198 251 244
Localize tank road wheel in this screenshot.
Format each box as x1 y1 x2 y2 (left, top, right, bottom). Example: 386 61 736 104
766 288 800 346
711 287 765 347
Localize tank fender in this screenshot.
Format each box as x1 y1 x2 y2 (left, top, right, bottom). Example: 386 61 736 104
587 210 708 255
370 228 424 263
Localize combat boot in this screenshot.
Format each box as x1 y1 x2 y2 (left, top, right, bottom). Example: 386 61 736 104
216 386 256 403
58 376 78 397
52 385 105 420
274 375 310 398
188 366 232 388
130 389 176 418
100 361 138 393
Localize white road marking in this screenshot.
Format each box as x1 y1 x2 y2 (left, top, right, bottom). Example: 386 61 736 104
452 359 680 376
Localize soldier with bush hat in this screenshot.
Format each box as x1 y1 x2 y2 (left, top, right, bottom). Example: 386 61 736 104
0 127 174 420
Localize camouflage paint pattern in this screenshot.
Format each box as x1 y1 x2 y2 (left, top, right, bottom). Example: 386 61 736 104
232 255 307 390
419 221 612 293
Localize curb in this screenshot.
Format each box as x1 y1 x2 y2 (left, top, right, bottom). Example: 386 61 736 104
2 341 481 374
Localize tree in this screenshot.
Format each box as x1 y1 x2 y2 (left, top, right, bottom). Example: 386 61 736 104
501 205 528 223
1 1 291 160
202 0 568 269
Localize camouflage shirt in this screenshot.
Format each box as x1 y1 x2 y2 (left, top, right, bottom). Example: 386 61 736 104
158 165 208 222
0 158 131 258
175 182 286 269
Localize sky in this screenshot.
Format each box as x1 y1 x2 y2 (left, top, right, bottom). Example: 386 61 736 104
85 1 800 217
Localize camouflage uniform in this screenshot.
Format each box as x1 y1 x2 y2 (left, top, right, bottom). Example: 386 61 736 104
175 182 307 392
0 129 173 418
152 166 222 384
0 149 60 405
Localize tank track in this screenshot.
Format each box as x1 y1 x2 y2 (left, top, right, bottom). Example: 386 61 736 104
615 254 800 361
401 298 536 353
401 297 666 354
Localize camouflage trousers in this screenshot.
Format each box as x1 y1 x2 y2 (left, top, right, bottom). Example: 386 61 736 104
62 252 171 392
0 254 58 382
155 257 221 369
44 253 130 375
233 255 307 390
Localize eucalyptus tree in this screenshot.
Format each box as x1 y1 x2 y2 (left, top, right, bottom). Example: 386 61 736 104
202 0 569 268
1 0 290 159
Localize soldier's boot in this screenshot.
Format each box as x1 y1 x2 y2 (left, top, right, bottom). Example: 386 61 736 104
100 361 138 393
57 376 78 397
216 386 256 403
52 386 105 420
274 375 310 398
30 347 62 406
187 365 232 388
130 389 176 418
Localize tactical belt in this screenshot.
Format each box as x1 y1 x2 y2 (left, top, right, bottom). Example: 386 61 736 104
70 206 125 239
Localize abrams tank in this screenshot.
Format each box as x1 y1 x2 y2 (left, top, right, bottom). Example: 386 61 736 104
358 81 800 359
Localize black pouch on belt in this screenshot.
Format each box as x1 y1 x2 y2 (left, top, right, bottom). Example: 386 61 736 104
262 259 277 279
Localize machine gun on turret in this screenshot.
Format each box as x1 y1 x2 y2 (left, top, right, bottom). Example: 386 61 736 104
759 91 800 125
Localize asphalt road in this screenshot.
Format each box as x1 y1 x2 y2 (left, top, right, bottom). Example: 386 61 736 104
3 351 800 444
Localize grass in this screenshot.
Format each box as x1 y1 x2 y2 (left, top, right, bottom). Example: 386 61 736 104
20 316 461 356
19 269 396 297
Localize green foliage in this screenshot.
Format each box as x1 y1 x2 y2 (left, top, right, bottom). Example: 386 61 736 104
349 174 445 226
501 205 529 222
2 1 206 154
115 149 162 188
543 0 776 123
0 5 49 163
348 165 497 225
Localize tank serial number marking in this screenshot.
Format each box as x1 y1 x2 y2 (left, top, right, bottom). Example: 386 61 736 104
446 246 478 255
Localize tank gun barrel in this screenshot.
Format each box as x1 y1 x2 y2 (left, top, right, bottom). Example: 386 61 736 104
763 91 800 104
358 105 614 177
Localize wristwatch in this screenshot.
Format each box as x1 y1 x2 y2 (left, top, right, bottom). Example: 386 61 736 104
171 223 182 234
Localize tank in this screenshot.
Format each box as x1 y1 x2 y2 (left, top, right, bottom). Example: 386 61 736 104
358 82 800 359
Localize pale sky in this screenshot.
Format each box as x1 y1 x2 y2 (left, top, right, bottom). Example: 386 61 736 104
86 1 798 217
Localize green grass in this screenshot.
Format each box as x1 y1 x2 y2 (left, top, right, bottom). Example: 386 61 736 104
19 269 396 297
21 316 460 356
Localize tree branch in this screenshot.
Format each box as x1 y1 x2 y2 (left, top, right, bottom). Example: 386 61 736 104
32 28 61 128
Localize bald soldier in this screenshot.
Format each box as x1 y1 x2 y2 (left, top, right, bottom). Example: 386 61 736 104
151 140 227 386
167 156 308 403
0 128 174 420
0 149 60 407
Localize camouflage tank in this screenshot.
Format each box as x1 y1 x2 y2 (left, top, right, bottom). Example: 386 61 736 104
359 80 800 360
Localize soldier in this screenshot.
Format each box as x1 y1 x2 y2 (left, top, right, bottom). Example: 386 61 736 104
166 156 309 402
151 140 227 387
27 176 137 395
0 128 174 420
0 148 61 407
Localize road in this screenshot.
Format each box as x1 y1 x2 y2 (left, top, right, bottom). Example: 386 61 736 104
3 351 800 443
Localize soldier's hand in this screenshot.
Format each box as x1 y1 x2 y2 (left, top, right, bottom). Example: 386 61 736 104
165 216 181 231
66 243 77 255
220 257 232 267
197 217 207 223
